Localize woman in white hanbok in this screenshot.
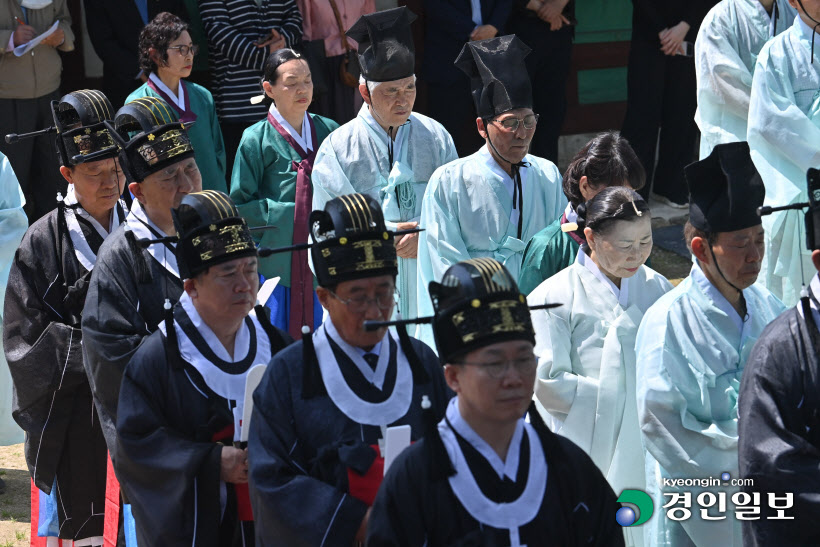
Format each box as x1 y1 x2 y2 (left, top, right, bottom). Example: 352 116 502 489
528 187 672 547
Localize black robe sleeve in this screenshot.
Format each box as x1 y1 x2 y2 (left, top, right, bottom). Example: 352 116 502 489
738 308 820 546
3 213 87 492
248 343 369 547
115 331 224 547
81 229 153 462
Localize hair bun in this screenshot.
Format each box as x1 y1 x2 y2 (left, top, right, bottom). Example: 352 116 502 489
575 202 588 231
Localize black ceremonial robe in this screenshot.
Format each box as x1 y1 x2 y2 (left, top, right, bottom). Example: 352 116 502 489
4 202 124 539
738 279 820 546
81 214 183 463
367 402 626 547
115 302 291 547
247 330 451 547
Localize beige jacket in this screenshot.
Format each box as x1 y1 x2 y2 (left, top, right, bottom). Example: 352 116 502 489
0 0 74 99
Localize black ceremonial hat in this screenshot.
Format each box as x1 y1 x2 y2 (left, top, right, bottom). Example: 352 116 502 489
806 169 820 251
310 193 398 286
173 190 257 279
105 97 195 184
685 142 765 234
430 258 535 364
346 6 416 83
51 90 118 167
454 35 532 119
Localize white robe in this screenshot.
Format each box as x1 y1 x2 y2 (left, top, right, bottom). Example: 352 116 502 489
529 254 672 547
416 146 566 347
747 15 820 306
635 262 785 546
0 153 28 445
311 105 458 320
695 0 797 158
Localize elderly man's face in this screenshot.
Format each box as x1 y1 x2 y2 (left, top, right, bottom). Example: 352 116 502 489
186 256 260 326
700 225 766 291
130 157 202 230
361 76 416 130
478 108 537 166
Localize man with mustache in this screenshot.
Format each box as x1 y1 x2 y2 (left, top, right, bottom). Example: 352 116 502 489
114 190 290 546
80 96 202 542
416 35 566 347
311 7 458 321
635 142 786 546
4 90 125 546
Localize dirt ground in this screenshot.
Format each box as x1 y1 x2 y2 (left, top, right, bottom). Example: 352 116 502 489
0 443 31 547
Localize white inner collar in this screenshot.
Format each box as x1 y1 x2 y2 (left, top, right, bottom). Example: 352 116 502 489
477 145 528 228
564 202 578 223
444 398 524 480
62 185 124 271
269 103 312 152
323 317 388 390
576 247 629 307
149 73 185 111
440 397 547 545
126 200 180 279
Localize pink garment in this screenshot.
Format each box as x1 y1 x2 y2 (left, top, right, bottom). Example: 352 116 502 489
297 0 376 57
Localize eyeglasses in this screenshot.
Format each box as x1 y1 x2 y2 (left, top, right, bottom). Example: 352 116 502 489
490 114 539 132
329 289 397 314
167 44 199 57
458 356 538 379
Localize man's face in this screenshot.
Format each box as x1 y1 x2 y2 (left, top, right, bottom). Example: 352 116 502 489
790 0 820 24
186 256 259 325
130 157 202 229
478 108 537 166
362 76 416 129
445 340 536 427
61 157 125 220
317 275 396 349
585 216 653 281
703 225 766 290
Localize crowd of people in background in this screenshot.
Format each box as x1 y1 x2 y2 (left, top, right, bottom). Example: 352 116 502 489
0 0 819 546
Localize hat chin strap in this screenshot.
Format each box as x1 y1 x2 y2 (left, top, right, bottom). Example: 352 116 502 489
707 241 747 316
796 0 820 61
486 130 528 240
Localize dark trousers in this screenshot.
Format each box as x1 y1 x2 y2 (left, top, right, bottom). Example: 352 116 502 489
309 53 357 126
508 18 574 164
427 75 484 157
621 38 698 204
0 91 66 223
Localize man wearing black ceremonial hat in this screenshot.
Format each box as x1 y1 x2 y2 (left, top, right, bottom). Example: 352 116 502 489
311 6 458 322
739 167 820 546
367 257 624 546
634 142 786 546
416 34 566 349
114 190 291 546
80 96 202 541
247 193 450 546
3 89 126 545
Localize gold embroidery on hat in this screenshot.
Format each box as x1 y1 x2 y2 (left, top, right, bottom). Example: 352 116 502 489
354 239 384 270
490 300 525 334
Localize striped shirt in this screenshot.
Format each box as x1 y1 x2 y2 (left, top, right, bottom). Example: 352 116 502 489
200 0 303 122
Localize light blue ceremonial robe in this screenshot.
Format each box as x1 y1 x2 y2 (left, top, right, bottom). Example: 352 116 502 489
635 262 785 546
311 105 457 320
747 15 820 306
530 252 672 547
0 153 28 445
416 145 566 347
695 0 797 158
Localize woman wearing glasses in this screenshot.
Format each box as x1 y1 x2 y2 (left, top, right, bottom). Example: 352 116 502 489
528 186 671 547
128 12 227 191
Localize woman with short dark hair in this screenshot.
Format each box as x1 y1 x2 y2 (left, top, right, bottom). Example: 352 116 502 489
230 50 339 339
128 12 227 191
528 186 671 547
518 131 645 294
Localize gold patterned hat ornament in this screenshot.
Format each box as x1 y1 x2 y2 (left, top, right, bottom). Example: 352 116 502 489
97 97 196 183
4 90 117 168
364 257 558 365
259 193 422 287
